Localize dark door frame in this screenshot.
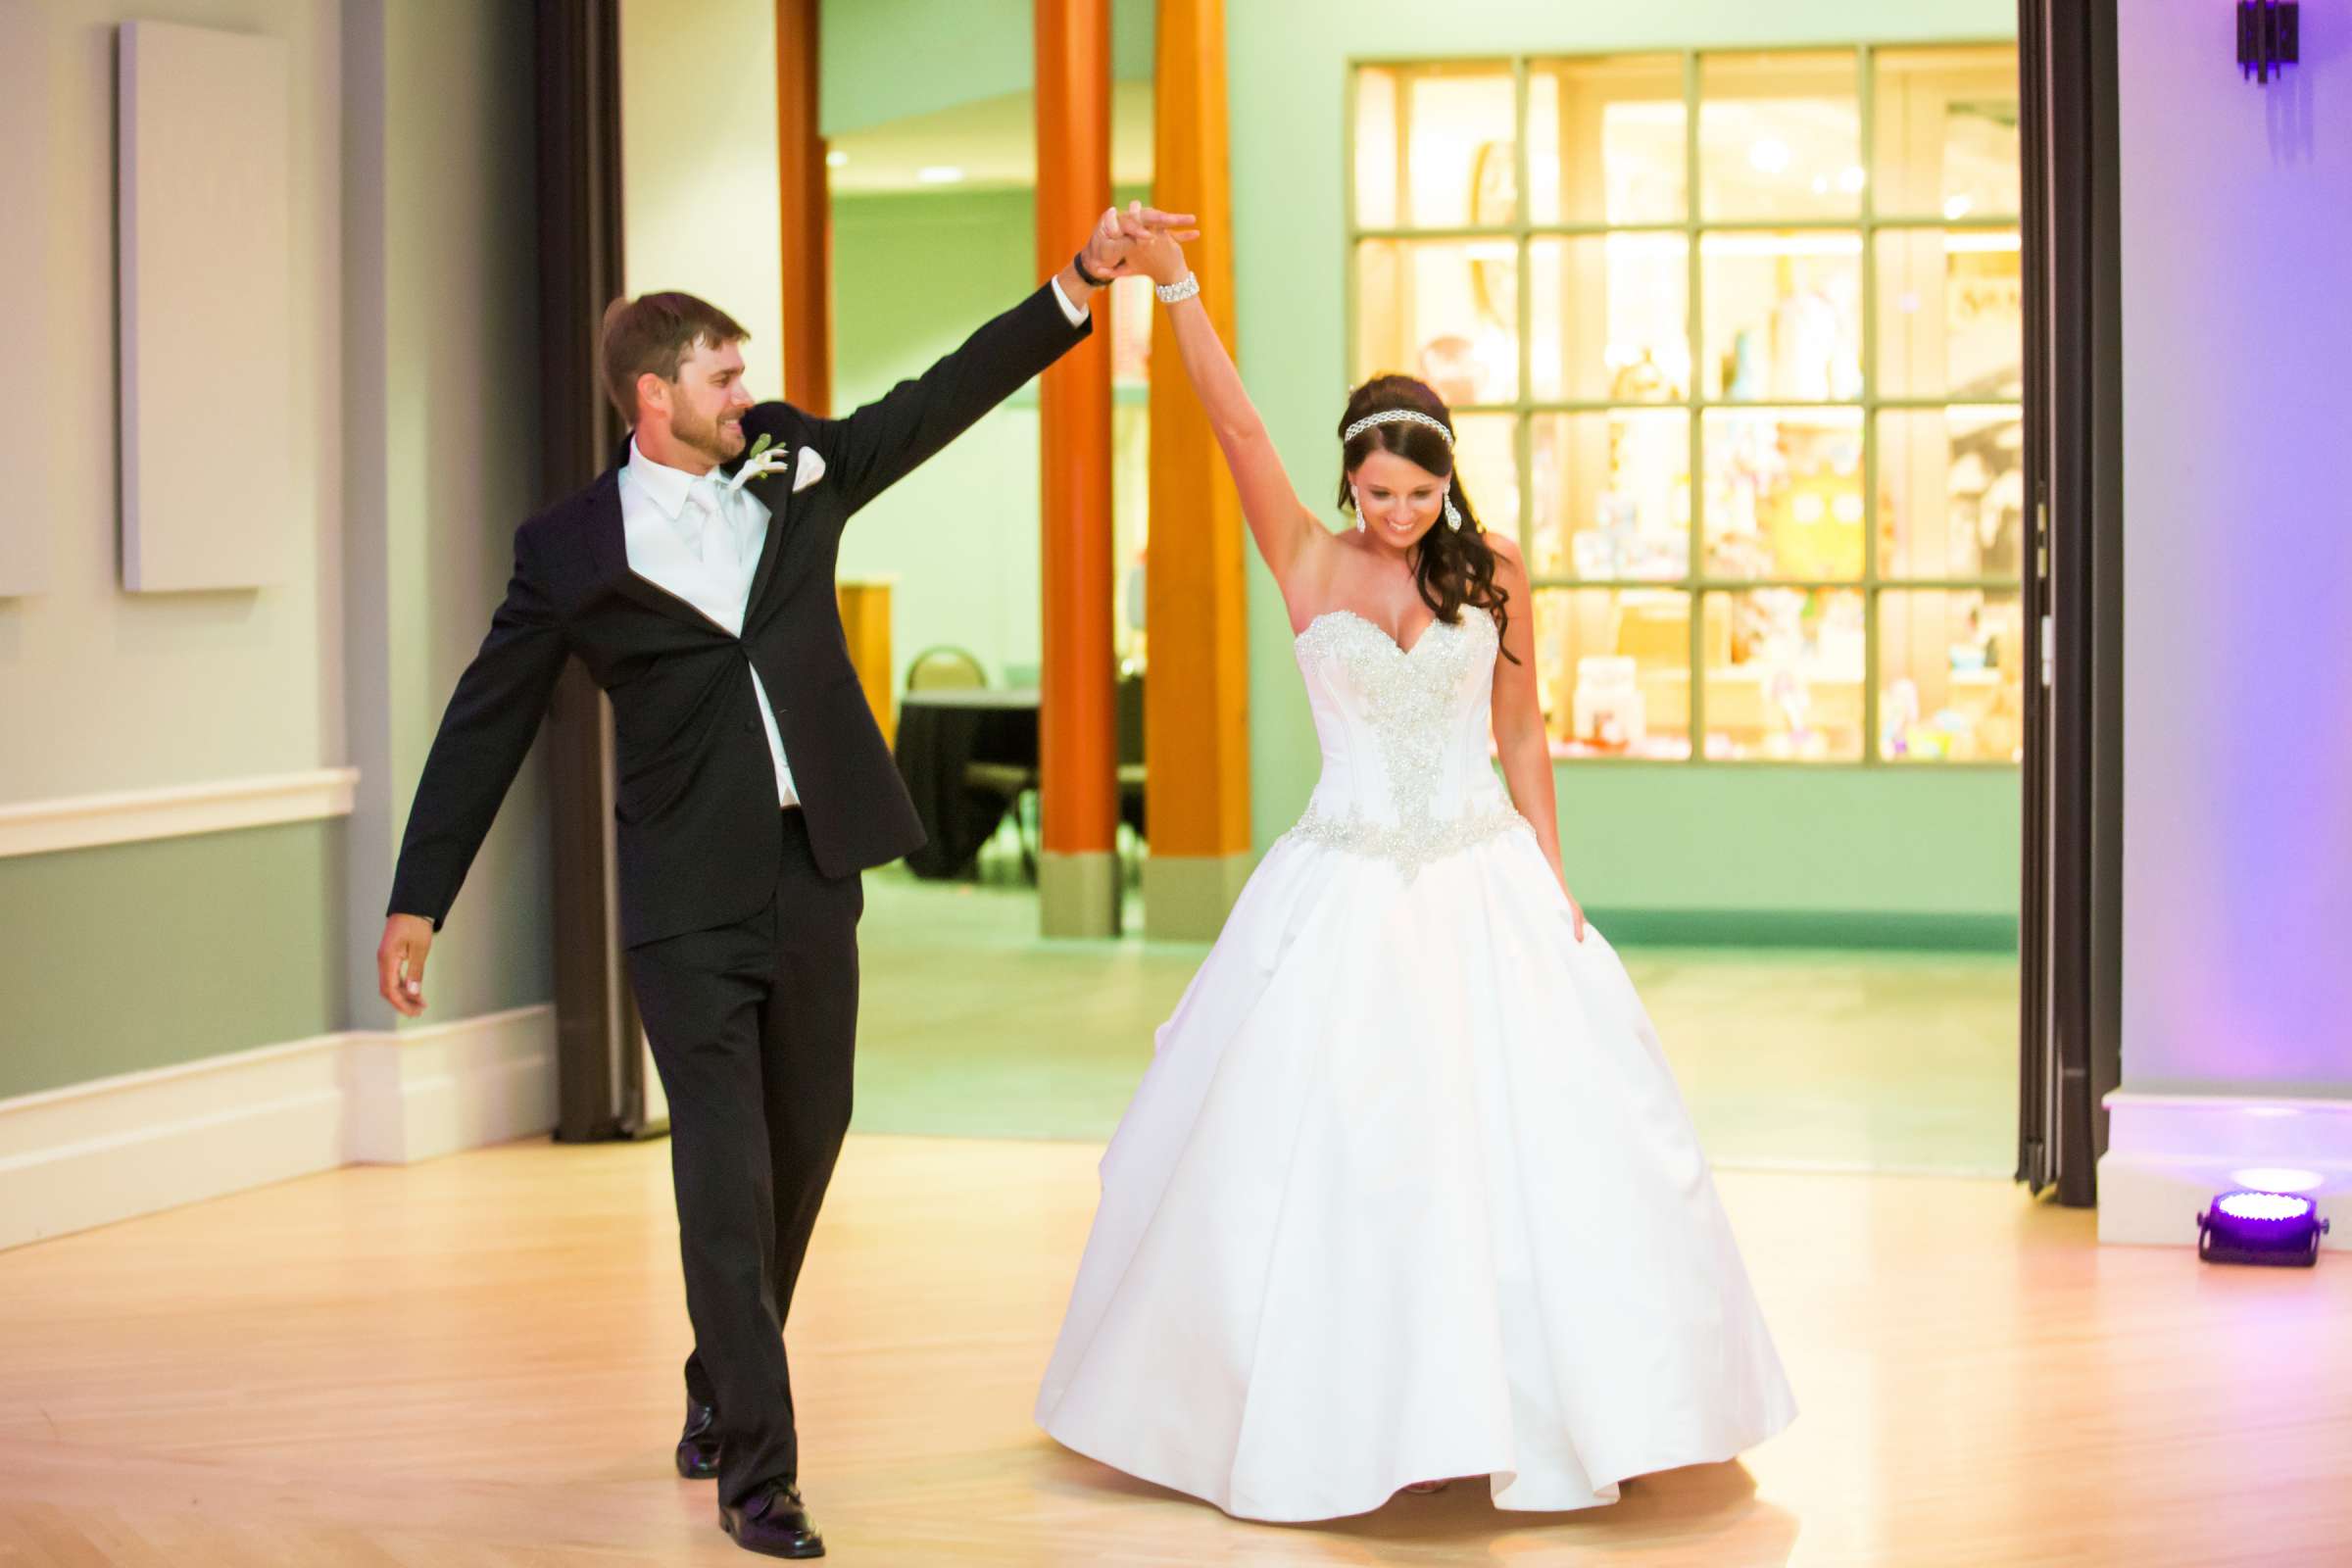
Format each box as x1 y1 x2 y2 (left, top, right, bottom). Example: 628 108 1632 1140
2016 0 2125 1205
533 0 659 1143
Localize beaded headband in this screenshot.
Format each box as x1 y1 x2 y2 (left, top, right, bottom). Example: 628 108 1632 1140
1342 408 1454 449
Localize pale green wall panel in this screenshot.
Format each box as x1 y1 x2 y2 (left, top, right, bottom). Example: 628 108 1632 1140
1558 765 2019 917
0 825 343 1100
833 190 1049 683
831 185 1148 685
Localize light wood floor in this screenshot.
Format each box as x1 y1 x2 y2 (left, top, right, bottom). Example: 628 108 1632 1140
3 1136 2347 1567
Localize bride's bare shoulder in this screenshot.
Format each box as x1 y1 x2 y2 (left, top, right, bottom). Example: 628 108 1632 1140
1274 525 1351 626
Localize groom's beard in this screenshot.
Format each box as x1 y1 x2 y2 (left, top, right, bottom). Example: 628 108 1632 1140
670 401 748 467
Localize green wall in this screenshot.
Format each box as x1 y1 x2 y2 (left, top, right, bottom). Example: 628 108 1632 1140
0 825 345 1100
1551 766 2016 947
833 190 1051 683
1223 0 2022 937
832 185 1151 688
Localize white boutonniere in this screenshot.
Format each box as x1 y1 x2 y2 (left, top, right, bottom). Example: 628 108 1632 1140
726 432 794 496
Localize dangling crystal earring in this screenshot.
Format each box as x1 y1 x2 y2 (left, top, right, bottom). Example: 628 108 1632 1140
1350 486 1367 534
1444 496 1463 532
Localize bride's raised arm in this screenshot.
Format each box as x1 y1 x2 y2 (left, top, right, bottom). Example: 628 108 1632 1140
1122 210 1326 591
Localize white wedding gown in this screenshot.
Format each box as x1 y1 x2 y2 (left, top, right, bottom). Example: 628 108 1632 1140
1034 608 1796 1522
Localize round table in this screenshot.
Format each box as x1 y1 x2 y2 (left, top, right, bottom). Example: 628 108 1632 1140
892 688 1040 878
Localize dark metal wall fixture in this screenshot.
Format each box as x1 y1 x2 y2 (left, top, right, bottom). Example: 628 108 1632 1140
2238 1 2300 83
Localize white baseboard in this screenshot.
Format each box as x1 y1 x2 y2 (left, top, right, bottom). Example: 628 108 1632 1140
340 1004 560 1165
0 1004 555 1250
2097 1089 2352 1250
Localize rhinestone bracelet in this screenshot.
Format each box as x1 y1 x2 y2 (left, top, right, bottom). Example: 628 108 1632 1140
1155 273 1201 304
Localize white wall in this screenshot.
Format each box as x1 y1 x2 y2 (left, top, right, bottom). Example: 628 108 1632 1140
0 0 554 1243
0 0 343 802
342 0 551 1030
2117 6 2352 1098
2103 0 2352 1245
619 0 786 403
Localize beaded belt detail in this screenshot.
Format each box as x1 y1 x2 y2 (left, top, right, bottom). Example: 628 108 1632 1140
1281 804 1531 881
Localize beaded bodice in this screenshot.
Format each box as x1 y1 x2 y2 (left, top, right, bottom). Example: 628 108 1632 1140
1281 609 1531 878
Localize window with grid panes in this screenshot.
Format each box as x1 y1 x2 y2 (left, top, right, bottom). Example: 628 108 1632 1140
1350 46 2024 763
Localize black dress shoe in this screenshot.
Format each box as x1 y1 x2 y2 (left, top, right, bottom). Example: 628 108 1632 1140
675 1397 722 1480
719 1485 824 1558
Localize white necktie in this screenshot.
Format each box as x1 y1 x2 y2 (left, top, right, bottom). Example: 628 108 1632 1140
682 476 729 564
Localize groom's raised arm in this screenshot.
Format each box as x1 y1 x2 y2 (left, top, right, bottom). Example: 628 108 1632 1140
789 279 1092 518
385 520 569 931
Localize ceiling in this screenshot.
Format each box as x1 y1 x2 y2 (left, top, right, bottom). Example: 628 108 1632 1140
827 83 1156 195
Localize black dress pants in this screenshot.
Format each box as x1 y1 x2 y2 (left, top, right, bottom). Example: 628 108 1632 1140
626 808 862 1508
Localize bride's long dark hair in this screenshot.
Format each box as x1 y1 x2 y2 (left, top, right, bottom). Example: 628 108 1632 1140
1335 374 1514 661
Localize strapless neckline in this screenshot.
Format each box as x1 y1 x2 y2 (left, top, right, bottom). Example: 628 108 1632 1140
1292 608 1460 659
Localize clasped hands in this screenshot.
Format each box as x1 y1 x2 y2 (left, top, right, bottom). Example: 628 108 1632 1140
1076 202 1200 286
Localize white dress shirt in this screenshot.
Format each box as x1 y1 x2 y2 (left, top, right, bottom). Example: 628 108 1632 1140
613 280 1085 809
1048 273 1090 327
619 438 801 807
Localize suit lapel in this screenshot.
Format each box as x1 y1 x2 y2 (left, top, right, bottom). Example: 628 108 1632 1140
743 455 792 613
584 461 739 637
582 466 635 585
584 430 800 635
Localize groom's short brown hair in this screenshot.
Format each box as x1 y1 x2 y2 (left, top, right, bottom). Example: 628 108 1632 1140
600 292 752 424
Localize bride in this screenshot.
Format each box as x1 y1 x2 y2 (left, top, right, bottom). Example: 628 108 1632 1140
1035 210 1796 1523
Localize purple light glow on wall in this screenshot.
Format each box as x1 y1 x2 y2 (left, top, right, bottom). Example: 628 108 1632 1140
2230 1165 2325 1193
2120 2 2352 1099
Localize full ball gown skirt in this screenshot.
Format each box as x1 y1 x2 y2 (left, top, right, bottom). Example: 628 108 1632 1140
1034 609 1796 1523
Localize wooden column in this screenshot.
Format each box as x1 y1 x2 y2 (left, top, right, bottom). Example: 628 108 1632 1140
1034 0 1119 937
775 0 830 413
1143 0 1251 938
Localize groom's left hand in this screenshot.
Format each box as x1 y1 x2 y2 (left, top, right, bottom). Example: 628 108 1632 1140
1079 204 1200 280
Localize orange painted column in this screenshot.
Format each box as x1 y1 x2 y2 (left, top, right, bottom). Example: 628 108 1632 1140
775 0 831 414
1034 0 1120 936
1143 0 1252 938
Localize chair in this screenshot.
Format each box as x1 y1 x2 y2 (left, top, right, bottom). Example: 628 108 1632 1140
898 645 1032 879
905 645 987 692
1115 672 1147 881
966 756 1040 883
970 670 1144 887
896 651 1033 880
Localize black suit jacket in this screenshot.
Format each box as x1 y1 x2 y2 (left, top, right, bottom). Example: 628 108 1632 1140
388 283 1089 947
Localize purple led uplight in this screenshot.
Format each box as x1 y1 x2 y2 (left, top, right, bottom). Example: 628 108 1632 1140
2199 1189 2329 1267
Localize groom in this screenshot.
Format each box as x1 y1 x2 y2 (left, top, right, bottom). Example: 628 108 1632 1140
375 205 1189 1559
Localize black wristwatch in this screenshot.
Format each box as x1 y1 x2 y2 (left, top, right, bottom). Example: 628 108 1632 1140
1071 248 1109 288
